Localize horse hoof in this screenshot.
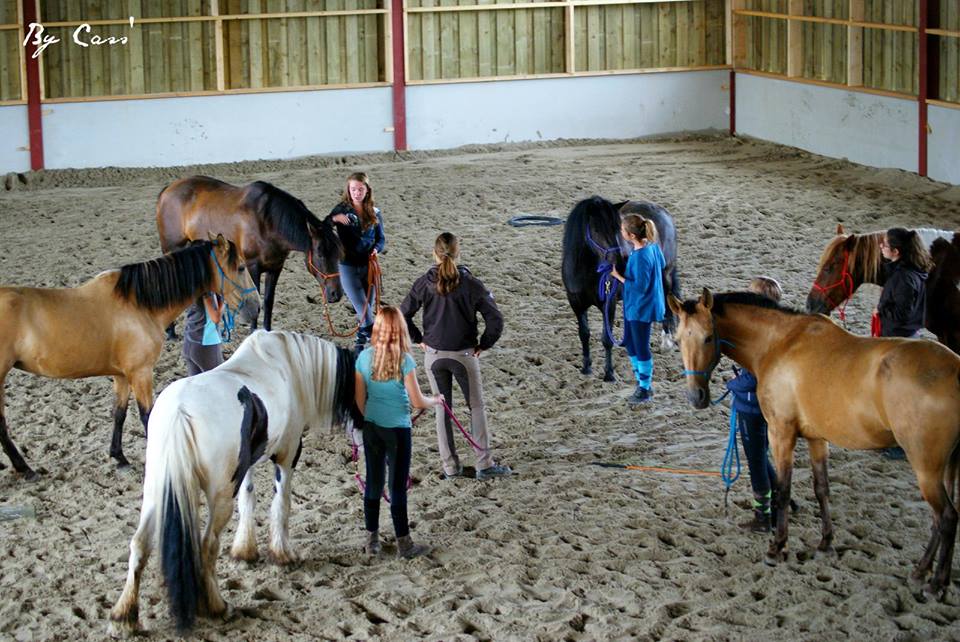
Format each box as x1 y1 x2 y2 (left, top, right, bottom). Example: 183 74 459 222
114 457 131 469
580 366 592 375
230 547 260 564
763 553 779 567
266 549 299 566
602 372 616 383
20 468 39 482
107 617 141 639
814 545 836 560
923 582 947 602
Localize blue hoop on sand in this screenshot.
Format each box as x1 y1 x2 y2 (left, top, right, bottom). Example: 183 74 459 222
507 215 564 227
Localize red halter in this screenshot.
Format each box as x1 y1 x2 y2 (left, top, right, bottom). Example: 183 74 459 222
810 248 854 321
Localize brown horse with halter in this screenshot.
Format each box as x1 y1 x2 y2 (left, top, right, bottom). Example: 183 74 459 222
670 289 960 599
806 224 960 352
156 176 344 332
0 237 260 479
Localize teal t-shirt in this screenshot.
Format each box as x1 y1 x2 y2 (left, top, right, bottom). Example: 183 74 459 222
356 348 417 429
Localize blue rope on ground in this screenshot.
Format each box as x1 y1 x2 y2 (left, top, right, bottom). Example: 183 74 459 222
721 407 741 513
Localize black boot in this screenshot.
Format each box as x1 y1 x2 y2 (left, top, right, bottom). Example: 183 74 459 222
739 492 771 533
354 324 373 355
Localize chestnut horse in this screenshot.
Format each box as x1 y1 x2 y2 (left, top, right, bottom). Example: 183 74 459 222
806 224 960 352
670 289 960 599
157 176 343 331
0 237 260 479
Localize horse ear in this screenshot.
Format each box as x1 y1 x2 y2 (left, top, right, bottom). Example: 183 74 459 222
667 294 683 316
836 223 844 235
700 287 713 311
214 233 227 247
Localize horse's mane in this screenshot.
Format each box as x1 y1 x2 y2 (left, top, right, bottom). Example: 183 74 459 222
681 291 804 317
562 195 623 283
114 240 231 309
815 231 884 284
247 181 324 249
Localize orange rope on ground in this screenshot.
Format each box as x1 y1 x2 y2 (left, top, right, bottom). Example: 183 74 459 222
590 462 722 478
318 253 382 338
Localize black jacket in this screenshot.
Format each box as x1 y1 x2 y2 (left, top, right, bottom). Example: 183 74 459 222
878 260 927 337
326 202 385 266
400 266 504 351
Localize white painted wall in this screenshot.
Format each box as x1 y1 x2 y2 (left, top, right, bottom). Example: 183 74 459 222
735 73 918 173
929 106 960 186
0 106 30 174
39 87 394 170
407 70 729 149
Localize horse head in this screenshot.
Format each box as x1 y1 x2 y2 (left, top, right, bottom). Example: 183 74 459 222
211 234 261 325
306 220 344 304
669 288 720 410
806 224 856 315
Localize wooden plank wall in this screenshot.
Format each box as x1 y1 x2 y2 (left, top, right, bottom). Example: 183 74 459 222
937 0 958 103
801 0 845 84
0 0 20 101
862 0 916 95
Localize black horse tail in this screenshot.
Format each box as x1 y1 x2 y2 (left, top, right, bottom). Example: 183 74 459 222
232 386 270 497
155 409 205 633
335 346 363 429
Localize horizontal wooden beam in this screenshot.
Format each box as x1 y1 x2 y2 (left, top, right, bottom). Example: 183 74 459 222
38 10 388 28
928 28 960 38
406 65 730 86
735 69 918 101
735 10 921 33
38 82 391 104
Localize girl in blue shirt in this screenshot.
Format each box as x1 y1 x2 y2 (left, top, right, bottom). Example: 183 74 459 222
611 214 665 405
355 306 443 559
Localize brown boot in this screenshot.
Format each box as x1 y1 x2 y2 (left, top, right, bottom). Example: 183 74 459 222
364 530 381 555
396 535 430 559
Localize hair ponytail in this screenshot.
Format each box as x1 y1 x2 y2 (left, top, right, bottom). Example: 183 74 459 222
887 227 934 272
622 214 658 244
434 232 461 295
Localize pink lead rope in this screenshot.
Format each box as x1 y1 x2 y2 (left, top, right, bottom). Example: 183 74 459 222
351 401 485 503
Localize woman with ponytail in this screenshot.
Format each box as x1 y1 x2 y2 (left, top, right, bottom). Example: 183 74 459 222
355 306 442 558
400 233 511 481
610 214 666 406
875 227 932 460
327 172 386 352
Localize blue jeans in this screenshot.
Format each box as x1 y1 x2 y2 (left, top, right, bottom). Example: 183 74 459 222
362 422 412 538
340 262 375 327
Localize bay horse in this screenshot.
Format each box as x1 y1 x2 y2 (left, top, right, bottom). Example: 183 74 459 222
109 330 356 635
561 196 680 381
0 237 260 479
670 289 960 599
157 176 344 332
806 224 960 352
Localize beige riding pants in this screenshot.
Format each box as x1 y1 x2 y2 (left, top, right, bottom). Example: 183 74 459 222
423 347 495 475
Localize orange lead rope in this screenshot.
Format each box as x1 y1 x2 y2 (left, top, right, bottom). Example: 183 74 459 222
318 252 383 338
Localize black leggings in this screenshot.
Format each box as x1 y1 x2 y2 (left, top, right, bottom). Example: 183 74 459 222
738 412 777 498
362 422 412 538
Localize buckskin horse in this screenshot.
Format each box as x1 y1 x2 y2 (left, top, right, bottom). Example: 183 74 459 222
109 330 356 635
561 196 680 381
0 237 259 478
806 224 960 352
671 289 960 599
156 176 344 332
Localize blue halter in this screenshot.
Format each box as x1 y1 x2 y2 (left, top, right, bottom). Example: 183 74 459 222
210 249 258 342
586 224 627 346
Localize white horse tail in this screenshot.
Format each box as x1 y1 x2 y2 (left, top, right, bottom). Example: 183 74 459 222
149 406 205 633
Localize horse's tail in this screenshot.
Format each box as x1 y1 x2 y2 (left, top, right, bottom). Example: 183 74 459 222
150 407 205 633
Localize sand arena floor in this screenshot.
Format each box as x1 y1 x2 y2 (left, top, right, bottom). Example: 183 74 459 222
2 136 960 640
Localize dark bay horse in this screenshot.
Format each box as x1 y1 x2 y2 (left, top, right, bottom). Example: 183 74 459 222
806 224 960 352
561 196 680 381
671 289 960 598
0 238 260 478
157 176 344 331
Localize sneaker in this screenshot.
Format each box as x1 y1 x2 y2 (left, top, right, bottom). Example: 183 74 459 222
627 386 653 406
738 511 771 533
881 447 907 461
476 464 512 481
442 464 465 480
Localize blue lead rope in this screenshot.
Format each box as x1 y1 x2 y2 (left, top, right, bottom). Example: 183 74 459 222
721 407 740 514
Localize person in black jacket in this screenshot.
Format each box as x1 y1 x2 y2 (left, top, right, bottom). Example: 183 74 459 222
400 232 511 481
876 227 933 460
327 172 386 352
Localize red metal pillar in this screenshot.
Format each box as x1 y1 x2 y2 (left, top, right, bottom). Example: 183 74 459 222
22 0 44 170
729 70 736 136
390 0 407 151
918 0 928 177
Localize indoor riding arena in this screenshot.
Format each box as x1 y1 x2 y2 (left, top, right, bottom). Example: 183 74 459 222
1 1 960 640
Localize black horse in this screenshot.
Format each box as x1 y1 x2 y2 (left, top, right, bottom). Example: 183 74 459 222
561 196 680 381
